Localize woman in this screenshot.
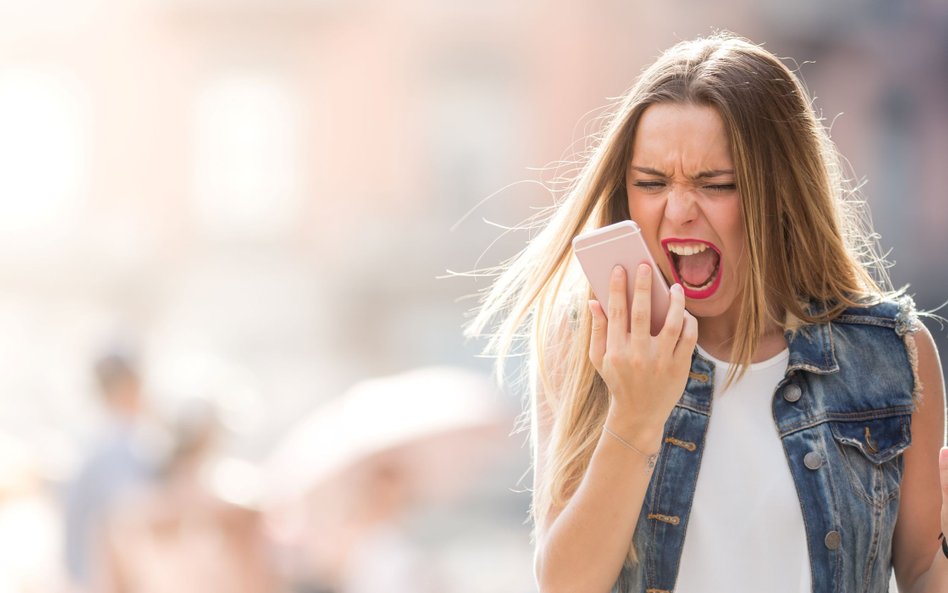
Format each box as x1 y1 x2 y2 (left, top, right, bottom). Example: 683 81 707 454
467 34 947 592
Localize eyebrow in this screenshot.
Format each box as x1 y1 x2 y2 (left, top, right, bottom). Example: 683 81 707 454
630 165 735 180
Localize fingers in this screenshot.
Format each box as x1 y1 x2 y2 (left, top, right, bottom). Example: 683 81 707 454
589 299 607 369
659 282 698 361
658 283 685 351
606 266 630 353
674 309 699 359
629 263 652 340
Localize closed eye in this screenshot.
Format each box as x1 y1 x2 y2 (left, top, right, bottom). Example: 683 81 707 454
705 183 736 192
633 181 666 191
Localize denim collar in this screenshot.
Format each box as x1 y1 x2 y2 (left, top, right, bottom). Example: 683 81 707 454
689 300 841 377
784 322 839 374
688 322 839 376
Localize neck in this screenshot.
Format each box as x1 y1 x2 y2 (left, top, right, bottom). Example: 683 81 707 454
696 311 786 363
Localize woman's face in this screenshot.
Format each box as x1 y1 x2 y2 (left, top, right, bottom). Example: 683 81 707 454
626 102 746 321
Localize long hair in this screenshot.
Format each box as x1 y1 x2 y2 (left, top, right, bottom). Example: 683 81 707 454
465 32 897 563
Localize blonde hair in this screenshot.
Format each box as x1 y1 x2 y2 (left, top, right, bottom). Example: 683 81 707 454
465 33 898 563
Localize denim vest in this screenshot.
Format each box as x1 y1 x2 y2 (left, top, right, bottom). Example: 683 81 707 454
613 296 920 593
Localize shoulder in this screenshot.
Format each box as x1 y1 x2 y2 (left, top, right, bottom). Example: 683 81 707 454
798 294 933 403
836 294 944 408
832 293 919 336
909 319 941 366
904 316 944 408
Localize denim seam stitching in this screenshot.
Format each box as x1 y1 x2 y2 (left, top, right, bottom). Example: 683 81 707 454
674 402 710 416
667 390 712 593
823 434 844 593
834 316 897 329
778 407 915 437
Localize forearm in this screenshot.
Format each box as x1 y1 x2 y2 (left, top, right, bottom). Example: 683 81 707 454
910 547 948 593
535 418 663 593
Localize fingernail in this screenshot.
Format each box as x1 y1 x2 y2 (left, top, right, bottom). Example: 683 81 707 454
613 265 623 277
638 263 650 277
672 283 683 294
588 300 597 314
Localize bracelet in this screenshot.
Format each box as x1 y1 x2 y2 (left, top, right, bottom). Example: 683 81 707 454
603 425 659 472
939 533 948 559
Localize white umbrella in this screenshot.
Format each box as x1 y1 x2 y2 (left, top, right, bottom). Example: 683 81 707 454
263 365 514 508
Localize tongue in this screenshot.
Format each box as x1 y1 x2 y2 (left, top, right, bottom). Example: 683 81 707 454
678 250 718 286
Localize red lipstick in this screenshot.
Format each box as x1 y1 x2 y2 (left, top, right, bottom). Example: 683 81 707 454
660 238 723 300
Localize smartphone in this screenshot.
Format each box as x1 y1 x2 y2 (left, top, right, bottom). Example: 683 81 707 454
572 220 671 336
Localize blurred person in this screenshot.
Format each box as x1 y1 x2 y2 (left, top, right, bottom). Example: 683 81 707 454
467 33 947 593
63 351 160 592
98 396 277 593
0 433 65 593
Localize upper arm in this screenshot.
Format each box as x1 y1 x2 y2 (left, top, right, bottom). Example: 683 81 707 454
892 321 946 592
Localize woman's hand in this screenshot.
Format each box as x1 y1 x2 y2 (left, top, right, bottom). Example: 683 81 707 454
588 263 697 448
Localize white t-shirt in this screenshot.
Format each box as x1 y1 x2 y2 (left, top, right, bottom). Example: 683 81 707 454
675 344 811 593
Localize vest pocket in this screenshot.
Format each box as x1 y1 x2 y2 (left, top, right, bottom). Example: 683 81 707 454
829 414 911 506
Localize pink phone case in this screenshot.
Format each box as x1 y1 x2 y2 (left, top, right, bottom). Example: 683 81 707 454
572 220 671 336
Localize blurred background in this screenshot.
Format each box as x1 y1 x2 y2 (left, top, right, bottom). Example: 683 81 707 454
0 1 946 592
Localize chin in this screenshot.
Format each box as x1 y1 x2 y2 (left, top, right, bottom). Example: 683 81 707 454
685 290 738 318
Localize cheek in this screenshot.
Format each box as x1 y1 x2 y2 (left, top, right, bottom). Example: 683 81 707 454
627 196 661 226
718 206 744 256
721 227 746 281
628 202 664 254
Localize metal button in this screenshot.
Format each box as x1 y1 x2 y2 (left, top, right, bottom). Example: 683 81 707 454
824 530 841 550
783 384 802 403
804 451 823 470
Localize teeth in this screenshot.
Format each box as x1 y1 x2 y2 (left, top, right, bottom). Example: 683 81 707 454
667 243 709 256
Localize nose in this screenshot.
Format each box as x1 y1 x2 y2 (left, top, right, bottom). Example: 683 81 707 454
664 185 699 226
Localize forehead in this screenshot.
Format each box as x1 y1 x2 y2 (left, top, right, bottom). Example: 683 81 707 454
630 103 733 171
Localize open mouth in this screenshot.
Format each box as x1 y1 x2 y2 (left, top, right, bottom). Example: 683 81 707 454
661 239 722 294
